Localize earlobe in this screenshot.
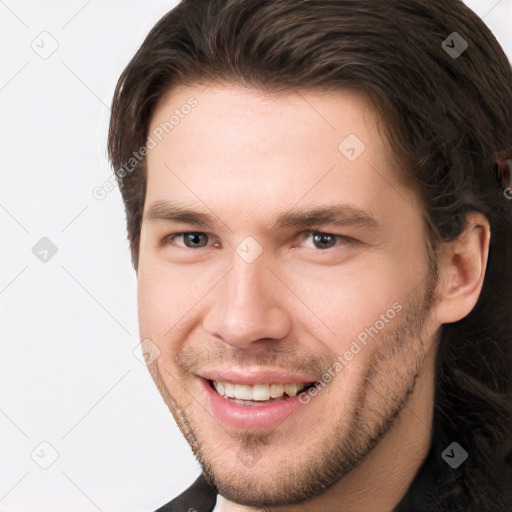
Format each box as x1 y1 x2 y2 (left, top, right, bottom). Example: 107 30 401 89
433 212 490 325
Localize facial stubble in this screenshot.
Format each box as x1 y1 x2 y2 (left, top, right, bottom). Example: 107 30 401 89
146 275 436 508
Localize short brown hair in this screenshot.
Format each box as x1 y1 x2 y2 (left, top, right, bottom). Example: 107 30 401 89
108 1 512 507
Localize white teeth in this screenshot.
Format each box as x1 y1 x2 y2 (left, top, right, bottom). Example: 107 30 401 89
270 383 285 398
233 399 264 406
224 382 235 398
212 380 308 401
252 384 270 401
215 382 225 396
234 384 253 400
284 383 299 397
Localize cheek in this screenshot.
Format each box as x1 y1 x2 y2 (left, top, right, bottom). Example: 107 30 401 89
286 256 417 346
136 260 220 345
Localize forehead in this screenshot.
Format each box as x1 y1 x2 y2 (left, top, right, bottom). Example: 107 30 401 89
148 83 383 161
144 83 418 229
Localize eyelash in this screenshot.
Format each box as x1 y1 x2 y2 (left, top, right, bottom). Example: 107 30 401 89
161 231 356 251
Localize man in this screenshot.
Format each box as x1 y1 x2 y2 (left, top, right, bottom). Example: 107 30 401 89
108 1 512 510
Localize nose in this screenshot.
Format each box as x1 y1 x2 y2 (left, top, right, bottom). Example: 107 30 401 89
202 254 292 350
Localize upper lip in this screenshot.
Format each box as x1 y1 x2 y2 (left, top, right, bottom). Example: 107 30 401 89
197 367 318 385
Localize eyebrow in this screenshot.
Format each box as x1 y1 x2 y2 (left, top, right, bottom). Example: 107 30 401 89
144 200 381 232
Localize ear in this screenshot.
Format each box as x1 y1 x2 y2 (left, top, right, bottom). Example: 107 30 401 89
433 212 490 324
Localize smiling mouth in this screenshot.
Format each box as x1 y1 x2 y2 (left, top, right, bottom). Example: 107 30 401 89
208 379 316 406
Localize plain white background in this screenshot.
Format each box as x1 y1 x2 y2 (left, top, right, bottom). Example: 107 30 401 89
0 1 511 511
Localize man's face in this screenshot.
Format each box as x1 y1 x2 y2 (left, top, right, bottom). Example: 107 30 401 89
138 83 439 506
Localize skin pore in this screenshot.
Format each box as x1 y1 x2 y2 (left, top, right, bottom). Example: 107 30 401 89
136 83 490 511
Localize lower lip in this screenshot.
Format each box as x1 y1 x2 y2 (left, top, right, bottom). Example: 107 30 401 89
198 378 307 430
